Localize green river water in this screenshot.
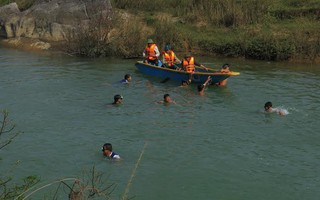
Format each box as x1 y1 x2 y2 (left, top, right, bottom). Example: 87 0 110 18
1 47 320 200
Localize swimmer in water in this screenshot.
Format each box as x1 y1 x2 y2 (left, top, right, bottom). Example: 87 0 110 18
180 79 191 87
102 143 120 159
198 76 212 96
217 64 231 86
112 94 123 105
158 94 176 104
121 74 132 84
264 101 287 115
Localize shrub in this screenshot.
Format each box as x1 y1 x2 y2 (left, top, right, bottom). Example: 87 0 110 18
199 39 244 57
150 19 189 51
110 19 148 58
66 5 113 57
245 37 278 60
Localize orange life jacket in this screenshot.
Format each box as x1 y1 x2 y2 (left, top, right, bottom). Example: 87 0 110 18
145 44 157 61
163 51 175 66
182 57 195 73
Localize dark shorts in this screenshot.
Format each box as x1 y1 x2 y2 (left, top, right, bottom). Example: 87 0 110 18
163 63 180 69
148 60 158 66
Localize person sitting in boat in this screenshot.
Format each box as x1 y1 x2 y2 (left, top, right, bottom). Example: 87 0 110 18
217 63 231 86
198 76 211 96
182 54 208 73
121 74 132 84
143 39 160 66
102 143 120 160
162 44 181 70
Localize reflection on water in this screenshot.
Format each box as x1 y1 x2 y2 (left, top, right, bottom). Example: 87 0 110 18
1 47 320 199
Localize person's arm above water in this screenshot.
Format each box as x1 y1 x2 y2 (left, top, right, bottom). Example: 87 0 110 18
198 76 211 96
204 76 211 87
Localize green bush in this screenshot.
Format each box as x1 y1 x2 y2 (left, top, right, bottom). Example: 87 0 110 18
244 36 297 61
246 37 278 60
198 39 243 57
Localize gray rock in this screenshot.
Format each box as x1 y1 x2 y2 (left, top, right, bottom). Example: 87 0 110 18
0 3 21 38
0 0 112 42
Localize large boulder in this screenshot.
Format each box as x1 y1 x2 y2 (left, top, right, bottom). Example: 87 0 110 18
0 0 112 42
0 3 21 38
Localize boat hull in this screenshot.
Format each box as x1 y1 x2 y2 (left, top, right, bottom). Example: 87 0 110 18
135 61 239 85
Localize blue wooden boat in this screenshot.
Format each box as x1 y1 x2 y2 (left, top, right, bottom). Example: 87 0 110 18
135 61 240 85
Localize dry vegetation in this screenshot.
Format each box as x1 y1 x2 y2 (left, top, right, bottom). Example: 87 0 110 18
1 0 320 62
111 0 320 62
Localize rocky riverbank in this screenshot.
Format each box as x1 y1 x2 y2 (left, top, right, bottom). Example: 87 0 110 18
0 0 112 51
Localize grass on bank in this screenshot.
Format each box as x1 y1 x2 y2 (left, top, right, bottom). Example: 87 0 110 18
111 0 320 62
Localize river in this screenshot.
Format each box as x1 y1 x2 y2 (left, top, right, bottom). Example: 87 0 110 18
1 47 320 200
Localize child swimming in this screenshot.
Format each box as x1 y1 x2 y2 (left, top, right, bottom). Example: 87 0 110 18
264 101 289 116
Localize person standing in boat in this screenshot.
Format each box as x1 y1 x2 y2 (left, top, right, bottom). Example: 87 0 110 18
162 44 181 70
182 54 208 73
143 39 160 66
102 143 121 160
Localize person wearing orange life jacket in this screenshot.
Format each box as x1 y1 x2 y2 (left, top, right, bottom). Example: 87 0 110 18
161 44 181 70
143 39 160 66
182 54 208 73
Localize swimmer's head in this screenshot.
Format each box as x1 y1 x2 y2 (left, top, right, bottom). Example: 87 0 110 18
102 143 112 156
102 143 112 151
124 74 131 81
181 80 190 86
113 94 123 104
163 94 172 103
264 101 272 112
222 63 230 69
